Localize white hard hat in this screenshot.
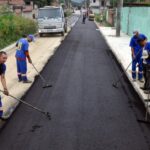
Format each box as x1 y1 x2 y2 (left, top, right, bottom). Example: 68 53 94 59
142 50 149 59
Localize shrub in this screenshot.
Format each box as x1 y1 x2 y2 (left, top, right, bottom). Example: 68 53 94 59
0 14 37 49
94 13 101 22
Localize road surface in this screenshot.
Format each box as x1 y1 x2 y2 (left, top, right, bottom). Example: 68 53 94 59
0 19 150 150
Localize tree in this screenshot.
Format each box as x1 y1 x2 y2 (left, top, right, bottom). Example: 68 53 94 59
110 0 150 7
29 0 53 7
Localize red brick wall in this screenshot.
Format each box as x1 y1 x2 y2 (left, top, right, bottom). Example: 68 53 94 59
0 0 7 5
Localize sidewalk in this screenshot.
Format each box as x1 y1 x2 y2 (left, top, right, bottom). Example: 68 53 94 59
98 26 150 113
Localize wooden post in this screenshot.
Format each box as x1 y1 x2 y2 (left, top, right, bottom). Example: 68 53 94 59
116 0 123 37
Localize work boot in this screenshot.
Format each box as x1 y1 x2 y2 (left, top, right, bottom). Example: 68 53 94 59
144 90 150 94
132 79 136 82
140 87 146 90
18 74 22 82
18 79 22 82
23 80 32 83
138 79 144 83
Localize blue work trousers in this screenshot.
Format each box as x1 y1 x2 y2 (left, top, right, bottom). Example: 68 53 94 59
16 59 28 81
132 56 143 80
0 96 3 117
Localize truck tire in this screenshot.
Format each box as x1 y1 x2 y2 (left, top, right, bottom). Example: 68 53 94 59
61 32 64 36
65 27 68 33
39 33 43 37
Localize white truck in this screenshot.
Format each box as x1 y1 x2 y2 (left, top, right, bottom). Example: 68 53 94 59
37 6 67 37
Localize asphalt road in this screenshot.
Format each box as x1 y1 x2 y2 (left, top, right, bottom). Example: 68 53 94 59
0 19 150 150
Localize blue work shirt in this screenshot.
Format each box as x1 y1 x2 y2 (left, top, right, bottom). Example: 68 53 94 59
130 34 147 57
0 64 6 75
144 42 150 64
15 38 29 60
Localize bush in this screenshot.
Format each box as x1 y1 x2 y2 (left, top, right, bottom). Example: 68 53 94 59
94 13 101 22
94 13 112 27
64 10 72 17
0 14 37 49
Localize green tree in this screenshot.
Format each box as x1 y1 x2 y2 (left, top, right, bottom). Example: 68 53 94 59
110 0 150 7
25 0 53 7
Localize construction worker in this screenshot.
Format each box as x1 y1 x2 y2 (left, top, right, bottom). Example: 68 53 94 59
129 30 147 82
0 51 9 119
82 12 86 24
16 34 34 83
100 14 103 23
138 37 150 93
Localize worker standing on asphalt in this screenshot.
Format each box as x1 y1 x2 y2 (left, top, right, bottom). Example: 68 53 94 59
0 51 9 119
82 13 86 24
15 35 34 83
129 30 147 82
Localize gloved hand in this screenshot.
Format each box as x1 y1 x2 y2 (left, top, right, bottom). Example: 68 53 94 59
28 58 32 64
3 88 9 96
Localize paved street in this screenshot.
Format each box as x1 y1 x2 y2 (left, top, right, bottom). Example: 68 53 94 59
0 19 150 150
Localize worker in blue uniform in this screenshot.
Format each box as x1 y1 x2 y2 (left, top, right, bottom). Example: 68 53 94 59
16 35 34 83
138 37 150 93
0 51 9 120
82 12 86 24
129 30 147 82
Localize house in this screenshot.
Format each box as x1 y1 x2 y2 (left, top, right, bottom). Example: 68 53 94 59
0 0 25 8
0 0 36 19
89 0 100 14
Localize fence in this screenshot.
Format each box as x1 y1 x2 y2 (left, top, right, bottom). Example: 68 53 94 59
121 7 150 39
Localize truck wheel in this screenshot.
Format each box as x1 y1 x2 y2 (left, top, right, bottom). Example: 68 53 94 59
65 26 67 33
61 32 64 36
39 33 43 37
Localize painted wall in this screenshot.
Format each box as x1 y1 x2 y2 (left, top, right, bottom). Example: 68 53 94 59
121 7 150 39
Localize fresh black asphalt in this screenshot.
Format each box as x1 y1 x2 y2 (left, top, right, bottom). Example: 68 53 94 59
0 19 150 150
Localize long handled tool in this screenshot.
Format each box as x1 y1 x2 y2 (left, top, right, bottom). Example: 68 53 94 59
31 63 52 88
137 92 150 124
0 90 51 120
112 49 142 88
112 61 132 88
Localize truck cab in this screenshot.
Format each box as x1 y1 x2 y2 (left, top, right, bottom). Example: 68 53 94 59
38 6 67 37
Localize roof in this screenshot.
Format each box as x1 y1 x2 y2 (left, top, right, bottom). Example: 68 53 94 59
39 6 61 10
0 0 25 6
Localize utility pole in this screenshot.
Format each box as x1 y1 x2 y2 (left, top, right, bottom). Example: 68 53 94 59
7 0 10 5
116 0 123 37
84 0 86 9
